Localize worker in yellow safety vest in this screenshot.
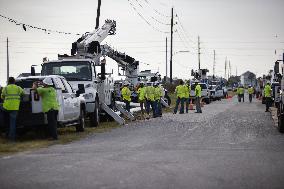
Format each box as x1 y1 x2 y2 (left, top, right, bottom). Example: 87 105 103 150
264 82 272 112
154 81 163 117
195 82 202 113
33 77 59 140
145 82 156 119
239 85 245 102
184 81 191 113
174 80 185 114
1 77 24 141
121 81 131 112
248 85 254 103
137 82 146 119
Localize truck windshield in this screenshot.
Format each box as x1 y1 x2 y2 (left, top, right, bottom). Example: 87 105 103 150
42 61 92 81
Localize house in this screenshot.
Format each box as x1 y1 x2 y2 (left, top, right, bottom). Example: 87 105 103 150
240 71 257 87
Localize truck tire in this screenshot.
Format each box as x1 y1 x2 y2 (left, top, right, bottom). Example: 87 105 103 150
205 98 210 104
278 113 284 133
90 100 100 127
76 108 85 132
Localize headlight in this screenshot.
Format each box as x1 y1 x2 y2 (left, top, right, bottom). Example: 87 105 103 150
83 93 94 99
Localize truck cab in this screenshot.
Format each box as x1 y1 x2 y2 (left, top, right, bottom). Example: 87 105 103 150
41 59 111 127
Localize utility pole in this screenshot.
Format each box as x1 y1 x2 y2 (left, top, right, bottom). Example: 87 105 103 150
6 37 9 83
213 50 216 78
229 60 231 78
170 7 173 83
236 67 237 76
166 37 168 80
95 0 102 29
198 36 201 70
224 57 227 80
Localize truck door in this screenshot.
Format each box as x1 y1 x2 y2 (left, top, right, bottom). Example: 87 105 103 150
53 77 73 121
61 78 80 119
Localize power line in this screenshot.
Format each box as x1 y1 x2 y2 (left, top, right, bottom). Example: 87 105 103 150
127 0 169 34
0 14 81 36
140 0 171 18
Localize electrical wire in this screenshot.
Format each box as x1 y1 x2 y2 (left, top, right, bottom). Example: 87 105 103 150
140 0 171 18
0 14 81 36
127 0 169 34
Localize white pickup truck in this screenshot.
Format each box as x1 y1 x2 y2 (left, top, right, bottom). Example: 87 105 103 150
14 75 86 132
190 83 211 104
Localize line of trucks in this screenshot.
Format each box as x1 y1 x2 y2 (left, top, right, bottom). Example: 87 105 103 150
266 53 284 133
0 19 171 133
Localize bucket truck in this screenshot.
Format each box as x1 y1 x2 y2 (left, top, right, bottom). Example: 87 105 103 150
40 20 135 126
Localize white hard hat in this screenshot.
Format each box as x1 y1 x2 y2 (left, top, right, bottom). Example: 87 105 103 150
42 77 53 86
154 81 159 86
147 82 152 85
124 81 129 86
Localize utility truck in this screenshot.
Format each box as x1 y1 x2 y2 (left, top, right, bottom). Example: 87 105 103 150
40 20 138 126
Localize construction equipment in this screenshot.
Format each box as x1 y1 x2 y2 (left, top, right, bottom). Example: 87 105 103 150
40 20 136 126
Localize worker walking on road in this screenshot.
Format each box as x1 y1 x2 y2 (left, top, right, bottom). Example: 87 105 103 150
264 82 272 112
121 82 131 112
239 85 245 102
154 81 163 117
248 85 254 103
1 77 24 141
137 82 146 119
174 80 185 114
184 81 191 113
33 77 59 140
195 82 202 113
145 82 156 119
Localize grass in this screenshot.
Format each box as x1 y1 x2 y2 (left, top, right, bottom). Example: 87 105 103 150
0 121 120 155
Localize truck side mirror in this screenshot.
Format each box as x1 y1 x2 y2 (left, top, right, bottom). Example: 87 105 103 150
100 59 106 80
31 66 36 76
76 84 85 97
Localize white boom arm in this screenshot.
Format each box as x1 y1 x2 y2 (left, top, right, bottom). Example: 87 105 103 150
101 44 139 86
71 20 116 63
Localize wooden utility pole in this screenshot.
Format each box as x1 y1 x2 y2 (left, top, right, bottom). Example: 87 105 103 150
95 0 102 29
198 36 201 70
170 7 173 83
225 57 227 80
6 37 9 83
213 50 216 78
166 37 168 80
229 60 231 78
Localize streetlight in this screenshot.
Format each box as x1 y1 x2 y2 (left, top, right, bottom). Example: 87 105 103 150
169 50 191 83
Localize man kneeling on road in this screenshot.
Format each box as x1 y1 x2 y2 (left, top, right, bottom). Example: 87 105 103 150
33 77 59 140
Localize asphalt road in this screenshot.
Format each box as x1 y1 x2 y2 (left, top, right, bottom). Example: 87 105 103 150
1 96 284 189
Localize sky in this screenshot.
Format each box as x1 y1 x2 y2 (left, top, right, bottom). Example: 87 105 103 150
0 0 283 85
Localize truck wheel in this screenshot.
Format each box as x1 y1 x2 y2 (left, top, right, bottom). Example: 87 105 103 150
76 109 85 132
278 113 284 133
90 100 100 127
205 98 210 104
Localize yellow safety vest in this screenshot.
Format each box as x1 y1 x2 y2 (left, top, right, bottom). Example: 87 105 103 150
145 86 155 101
175 85 185 98
195 84 202 97
137 87 145 101
1 84 24 111
184 84 190 98
248 87 254 94
37 87 59 113
154 86 162 101
264 85 271 97
239 87 244 95
121 86 131 102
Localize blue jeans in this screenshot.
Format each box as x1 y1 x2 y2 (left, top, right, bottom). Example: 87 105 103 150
174 97 184 114
124 100 130 112
156 100 162 117
146 100 156 117
184 98 190 113
195 97 202 113
8 111 18 141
